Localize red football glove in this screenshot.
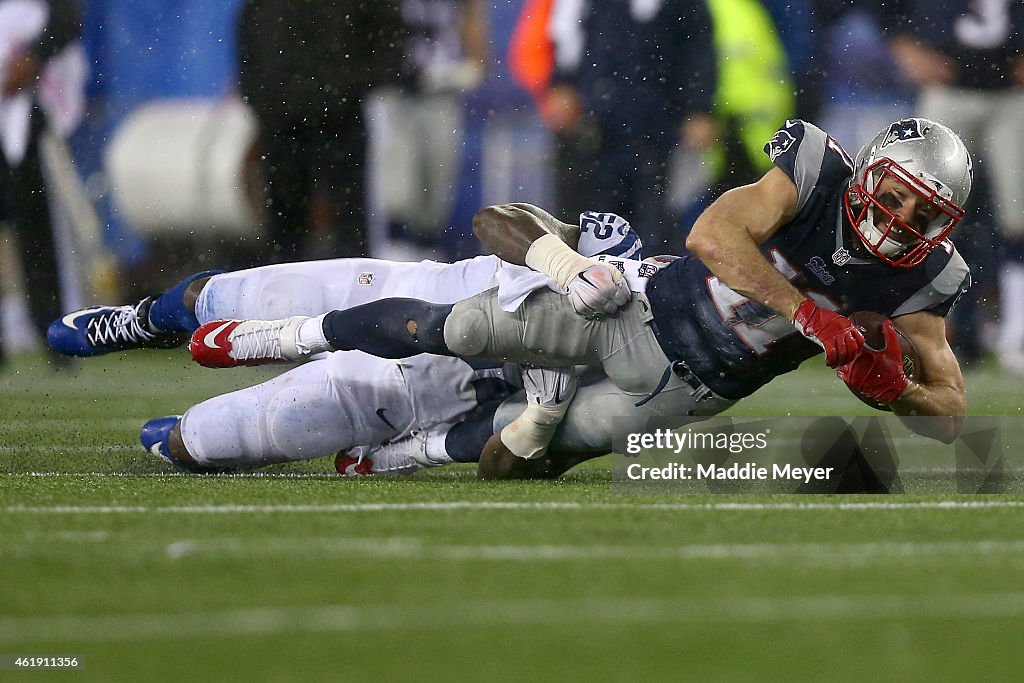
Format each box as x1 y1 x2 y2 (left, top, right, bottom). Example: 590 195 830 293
836 321 910 405
792 299 865 367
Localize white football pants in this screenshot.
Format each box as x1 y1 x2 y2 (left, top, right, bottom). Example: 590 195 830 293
180 257 501 467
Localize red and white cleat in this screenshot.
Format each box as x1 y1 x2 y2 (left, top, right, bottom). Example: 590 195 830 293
334 452 380 477
190 317 309 368
334 440 425 477
334 431 456 477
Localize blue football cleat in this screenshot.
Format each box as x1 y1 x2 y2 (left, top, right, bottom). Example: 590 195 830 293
48 297 186 357
140 416 181 466
140 416 228 474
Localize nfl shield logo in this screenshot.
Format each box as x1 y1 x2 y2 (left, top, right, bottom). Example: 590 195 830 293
832 248 851 266
358 272 374 286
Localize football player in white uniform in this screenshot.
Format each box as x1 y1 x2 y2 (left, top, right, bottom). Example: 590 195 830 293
49 206 642 475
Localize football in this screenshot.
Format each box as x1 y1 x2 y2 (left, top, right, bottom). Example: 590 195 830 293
846 311 921 411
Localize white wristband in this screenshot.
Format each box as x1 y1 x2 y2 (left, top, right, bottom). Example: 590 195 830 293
524 233 595 290
499 401 571 460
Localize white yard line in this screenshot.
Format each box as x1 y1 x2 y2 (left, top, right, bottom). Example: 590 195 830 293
3 500 1024 514
156 537 1024 563
1 418 146 428
0 446 139 454
2 470 329 477
7 534 1024 565
3 592 1024 643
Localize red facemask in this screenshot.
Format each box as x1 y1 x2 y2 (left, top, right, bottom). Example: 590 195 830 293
843 157 965 267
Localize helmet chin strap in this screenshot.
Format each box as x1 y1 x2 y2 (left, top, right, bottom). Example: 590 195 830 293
856 212 905 258
853 161 912 259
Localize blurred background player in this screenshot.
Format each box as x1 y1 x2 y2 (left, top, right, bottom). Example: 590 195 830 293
540 0 718 253
671 0 797 232
237 0 404 261
886 2 1024 373
370 0 489 260
0 0 85 368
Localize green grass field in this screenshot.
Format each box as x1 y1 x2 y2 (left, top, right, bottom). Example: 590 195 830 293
3 350 1024 681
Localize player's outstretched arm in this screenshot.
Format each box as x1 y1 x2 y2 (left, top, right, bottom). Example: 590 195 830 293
472 203 580 262
473 203 630 319
889 311 966 442
476 366 583 478
686 167 804 317
686 167 864 366
837 310 965 443
477 432 607 479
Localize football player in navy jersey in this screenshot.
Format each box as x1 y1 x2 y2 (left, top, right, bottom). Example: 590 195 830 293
194 118 974 475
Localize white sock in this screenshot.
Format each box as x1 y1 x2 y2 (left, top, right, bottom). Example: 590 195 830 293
423 424 456 466
295 314 331 355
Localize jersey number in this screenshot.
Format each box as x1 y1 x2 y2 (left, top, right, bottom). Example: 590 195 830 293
707 249 836 355
580 213 620 240
956 0 1011 49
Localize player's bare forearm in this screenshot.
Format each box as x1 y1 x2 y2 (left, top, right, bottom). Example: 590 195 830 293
892 384 965 443
477 433 536 479
892 381 965 416
472 203 579 263
687 218 804 318
890 368 965 443
890 311 966 443
477 432 606 479
686 170 804 319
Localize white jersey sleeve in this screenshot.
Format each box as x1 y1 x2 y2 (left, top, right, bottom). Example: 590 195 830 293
495 211 644 312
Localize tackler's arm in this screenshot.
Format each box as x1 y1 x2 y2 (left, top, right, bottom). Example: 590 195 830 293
477 367 577 479
472 203 630 319
472 203 581 262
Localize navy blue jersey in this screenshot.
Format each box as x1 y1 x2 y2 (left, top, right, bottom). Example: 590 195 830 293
646 120 970 400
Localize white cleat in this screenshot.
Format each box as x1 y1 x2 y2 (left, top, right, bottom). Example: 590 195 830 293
335 444 423 477
334 430 455 477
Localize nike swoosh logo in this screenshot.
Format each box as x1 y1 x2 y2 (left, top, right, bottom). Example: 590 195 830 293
61 308 101 329
375 408 397 431
148 442 169 463
202 322 235 350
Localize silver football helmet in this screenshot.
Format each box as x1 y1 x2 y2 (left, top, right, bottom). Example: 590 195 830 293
843 118 972 267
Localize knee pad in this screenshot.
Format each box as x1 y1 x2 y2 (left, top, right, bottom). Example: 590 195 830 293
443 306 490 356
265 389 353 460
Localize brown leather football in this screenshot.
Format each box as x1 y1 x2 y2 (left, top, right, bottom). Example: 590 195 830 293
846 311 921 411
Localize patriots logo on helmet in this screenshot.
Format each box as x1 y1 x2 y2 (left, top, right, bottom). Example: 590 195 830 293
880 119 929 148
766 130 797 161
